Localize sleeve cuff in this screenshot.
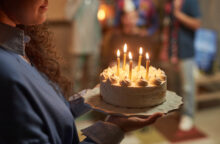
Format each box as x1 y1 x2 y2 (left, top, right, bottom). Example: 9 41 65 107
69 97 91 118
81 121 124 144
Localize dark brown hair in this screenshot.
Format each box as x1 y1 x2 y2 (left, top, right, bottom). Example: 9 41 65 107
19 24 73 98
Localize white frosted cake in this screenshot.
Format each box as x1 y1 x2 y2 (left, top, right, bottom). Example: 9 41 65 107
100 65 167 108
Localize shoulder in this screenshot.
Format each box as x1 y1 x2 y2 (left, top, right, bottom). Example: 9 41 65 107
0 48 23 82
0 49 29 105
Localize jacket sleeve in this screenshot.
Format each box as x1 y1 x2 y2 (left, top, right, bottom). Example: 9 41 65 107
68 90 124 144
0 79 50 144
80 121 124 144
68 90 92 119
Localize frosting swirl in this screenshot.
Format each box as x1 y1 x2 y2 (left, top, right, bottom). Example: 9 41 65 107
120 79 132 87
159 74 166 81
149 66 157 72
136 77 148 87
100 65 166 87
158 68 165 75
107 74 119 84
100 73 108 81
150 78 162 86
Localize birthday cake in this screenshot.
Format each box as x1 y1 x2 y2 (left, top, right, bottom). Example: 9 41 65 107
100 65 167 108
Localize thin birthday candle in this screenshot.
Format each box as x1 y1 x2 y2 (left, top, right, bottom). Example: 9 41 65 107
129 52 133 80
146 53 150 80
137 47 143 71
123 43 127 70
117 50 120 76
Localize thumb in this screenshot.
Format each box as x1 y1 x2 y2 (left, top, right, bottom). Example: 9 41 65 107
141 113 163 125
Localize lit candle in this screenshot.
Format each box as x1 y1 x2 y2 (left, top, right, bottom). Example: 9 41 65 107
146 53 150 80
129 52 133 80
123 43 127 70
117 50 120 76
137 47 143 71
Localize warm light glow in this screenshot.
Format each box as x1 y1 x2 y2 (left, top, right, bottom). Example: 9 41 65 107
117 49 120 57
97 9 106 21
139 47 143 55
124 44 127 53
129 52 132 60
146 53 149 59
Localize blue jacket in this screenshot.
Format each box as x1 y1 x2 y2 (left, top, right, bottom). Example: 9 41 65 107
0 23 124 144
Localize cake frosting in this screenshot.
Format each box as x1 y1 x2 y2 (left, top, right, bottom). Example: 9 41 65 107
100 65 167 108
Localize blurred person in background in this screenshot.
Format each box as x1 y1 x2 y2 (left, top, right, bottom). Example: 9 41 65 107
160 0 201 131
115 0 159 36
102 0 159 68
0 0 163 143
158 0 183 97
66 0 102 92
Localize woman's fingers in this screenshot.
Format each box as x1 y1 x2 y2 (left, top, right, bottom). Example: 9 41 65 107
128 113 163 127
107 113 164 132
140 113 163 126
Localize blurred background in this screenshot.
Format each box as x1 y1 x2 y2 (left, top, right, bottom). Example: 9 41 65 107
47 0 220 143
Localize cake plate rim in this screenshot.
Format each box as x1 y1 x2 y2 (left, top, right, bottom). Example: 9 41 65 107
82 86 183 117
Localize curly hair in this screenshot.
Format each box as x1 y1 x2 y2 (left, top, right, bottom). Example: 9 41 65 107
18 24 73 98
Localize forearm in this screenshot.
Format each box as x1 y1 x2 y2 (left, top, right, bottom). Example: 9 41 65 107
174 10 201 30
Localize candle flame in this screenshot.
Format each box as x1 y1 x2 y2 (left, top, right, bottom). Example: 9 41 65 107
124 44 127 53
97 8 106 21
139 47 143 55
146 53 149 59
129 52 132 60
117 49 120 57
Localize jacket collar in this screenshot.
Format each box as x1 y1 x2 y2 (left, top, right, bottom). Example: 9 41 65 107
0 22 27 56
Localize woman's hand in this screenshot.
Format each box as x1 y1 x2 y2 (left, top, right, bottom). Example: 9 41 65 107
106 113 163 132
